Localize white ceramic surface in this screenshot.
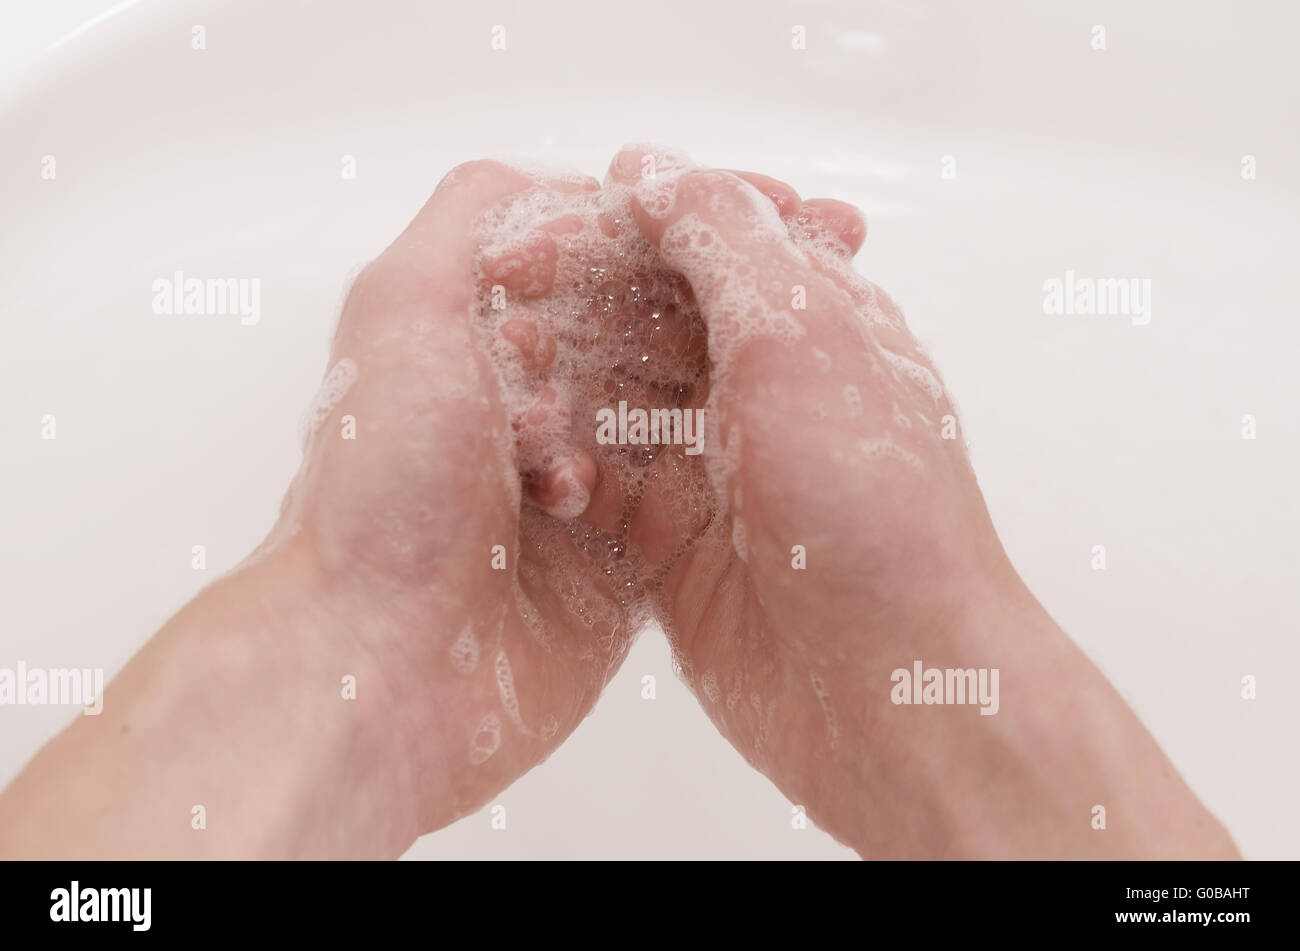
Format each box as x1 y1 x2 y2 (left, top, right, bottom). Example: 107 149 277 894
1 0 1297 858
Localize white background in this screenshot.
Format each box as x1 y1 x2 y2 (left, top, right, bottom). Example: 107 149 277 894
1 0 1297 859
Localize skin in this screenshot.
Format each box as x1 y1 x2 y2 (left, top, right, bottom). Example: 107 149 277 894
591 149 1241 858
0 161 632 858
0 151 1240 859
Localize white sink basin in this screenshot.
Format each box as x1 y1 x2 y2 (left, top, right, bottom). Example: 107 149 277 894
2 0 1297 859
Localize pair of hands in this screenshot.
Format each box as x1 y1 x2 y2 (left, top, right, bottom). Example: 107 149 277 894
288 147 1029 851
0 146 1236 860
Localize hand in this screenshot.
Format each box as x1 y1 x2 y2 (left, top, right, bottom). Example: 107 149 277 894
0 160 640 859
571 147 1239 858
274 160 639 836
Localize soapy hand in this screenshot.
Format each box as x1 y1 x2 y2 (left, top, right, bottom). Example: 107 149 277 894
462 145 1237 858
468 145 1017 851
267 160 644 835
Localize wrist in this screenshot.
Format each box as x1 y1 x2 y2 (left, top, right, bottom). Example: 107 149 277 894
125 538 425 857
227 537 425 857
0 536 425 859
821 569 1236 858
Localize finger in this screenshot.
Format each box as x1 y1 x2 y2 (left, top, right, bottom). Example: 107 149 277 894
482 229 560 298
335 160 539 352
605 144 694 186
514 385 569 470
628 168 808 316
478 201 595 301
796 198 867 257
499 317 557 370
396 160 540 296
721 169 802 219
529 450 597 520
513 385 599 520
628 168 874 424
540 174 601 194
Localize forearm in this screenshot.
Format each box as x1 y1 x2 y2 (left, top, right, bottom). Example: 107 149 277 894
0 541 421 859
784 577 1241 859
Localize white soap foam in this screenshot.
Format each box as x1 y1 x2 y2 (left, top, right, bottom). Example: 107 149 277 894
842 383 864 417
466 145 944 664
449 624 480 675
299 357 357 449
809 671 840 748
469 712 502 765
879 346 945 404
470 166 719 637
859 435 924 472
701 668 721 704
494 648 533 736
